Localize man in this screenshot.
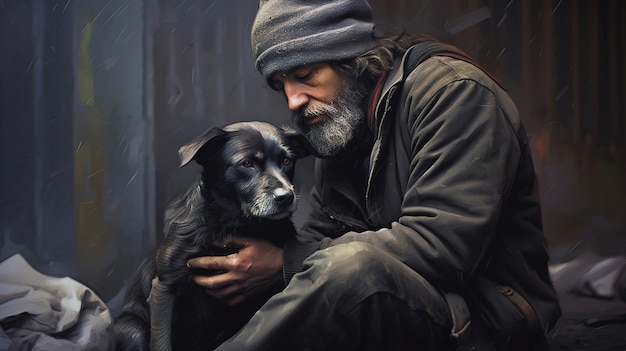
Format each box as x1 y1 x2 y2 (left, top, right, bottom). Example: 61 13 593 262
186 0 561 349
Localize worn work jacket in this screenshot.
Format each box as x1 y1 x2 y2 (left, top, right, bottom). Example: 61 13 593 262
284 46 562 337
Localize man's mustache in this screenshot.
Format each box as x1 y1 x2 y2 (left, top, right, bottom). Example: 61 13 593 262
292 102 339 129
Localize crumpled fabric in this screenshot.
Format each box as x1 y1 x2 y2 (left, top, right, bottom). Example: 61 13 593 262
571 255 626 300
550 251 626 300
0 254 114 351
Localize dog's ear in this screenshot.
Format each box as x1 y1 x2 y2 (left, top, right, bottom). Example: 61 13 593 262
178 127 228 167
280 125 320 158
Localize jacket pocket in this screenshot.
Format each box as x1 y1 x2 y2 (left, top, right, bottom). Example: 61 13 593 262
468 277 542 343
443 292 472 348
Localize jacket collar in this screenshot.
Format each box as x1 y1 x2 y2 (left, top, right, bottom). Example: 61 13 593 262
364 49 413 211
372 47 414 125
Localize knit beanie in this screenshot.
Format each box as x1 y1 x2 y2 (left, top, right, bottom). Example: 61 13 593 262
251 0 378 80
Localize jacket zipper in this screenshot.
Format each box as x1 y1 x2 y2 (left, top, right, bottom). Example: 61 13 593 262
365 86 397 214
323 207 369 232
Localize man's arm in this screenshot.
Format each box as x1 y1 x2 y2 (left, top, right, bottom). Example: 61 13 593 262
190 60 523 299
323 73 522 292
287 61 523 292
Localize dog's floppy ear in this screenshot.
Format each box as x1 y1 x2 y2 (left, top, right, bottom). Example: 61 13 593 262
178 127 228 167
280 125 320 158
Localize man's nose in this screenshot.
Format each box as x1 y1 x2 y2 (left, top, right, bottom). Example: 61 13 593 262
283 82 309 111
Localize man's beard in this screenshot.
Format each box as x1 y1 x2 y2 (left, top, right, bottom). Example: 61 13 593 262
294 78 368 158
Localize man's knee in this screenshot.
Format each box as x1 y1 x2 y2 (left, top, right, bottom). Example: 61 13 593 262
299 242 450 325
303 242 395 289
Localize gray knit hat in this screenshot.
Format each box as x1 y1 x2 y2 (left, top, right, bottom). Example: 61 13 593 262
251 0 378 80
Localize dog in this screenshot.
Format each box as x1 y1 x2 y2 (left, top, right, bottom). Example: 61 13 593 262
114 121 313 351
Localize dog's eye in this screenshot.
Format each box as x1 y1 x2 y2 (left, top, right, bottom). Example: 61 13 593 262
282 158 293 166
241 160 254 168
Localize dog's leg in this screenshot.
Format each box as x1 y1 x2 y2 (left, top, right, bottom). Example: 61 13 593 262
149 277 175 351
114 259 156 351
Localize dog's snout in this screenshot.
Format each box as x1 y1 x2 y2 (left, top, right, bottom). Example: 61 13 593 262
272 188 294 205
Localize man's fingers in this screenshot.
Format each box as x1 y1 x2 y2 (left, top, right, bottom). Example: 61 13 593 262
192 272 235 289
202 283 241 299
187 256 227 270
194 274 248 306
184 238 282 306
203 284 249 306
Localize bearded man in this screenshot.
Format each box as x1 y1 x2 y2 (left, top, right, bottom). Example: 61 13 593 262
186 0 561 350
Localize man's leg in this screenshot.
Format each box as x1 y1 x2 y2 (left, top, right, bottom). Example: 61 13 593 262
215 242 454 351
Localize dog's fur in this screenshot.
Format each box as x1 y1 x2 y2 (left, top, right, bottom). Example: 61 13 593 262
114 121 312 351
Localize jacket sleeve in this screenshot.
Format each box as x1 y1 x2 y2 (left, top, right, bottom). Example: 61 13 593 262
312 60 522 291
282 160 344 283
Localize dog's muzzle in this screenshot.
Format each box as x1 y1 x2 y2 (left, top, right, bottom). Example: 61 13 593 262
272 188 294 206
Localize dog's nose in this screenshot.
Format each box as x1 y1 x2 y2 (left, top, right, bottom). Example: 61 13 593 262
272 188 294 205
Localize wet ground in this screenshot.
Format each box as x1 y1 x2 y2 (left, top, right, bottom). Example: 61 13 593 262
548 294 626 350
549 319 626 351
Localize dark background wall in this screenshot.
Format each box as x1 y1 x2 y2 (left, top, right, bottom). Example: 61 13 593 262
1 0 624 304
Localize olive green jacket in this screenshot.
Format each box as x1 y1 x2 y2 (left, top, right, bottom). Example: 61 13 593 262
285 45 561 335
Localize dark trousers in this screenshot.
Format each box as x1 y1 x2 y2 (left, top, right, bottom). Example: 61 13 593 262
214 242 454 351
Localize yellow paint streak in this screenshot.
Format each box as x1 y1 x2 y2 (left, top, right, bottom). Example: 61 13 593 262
75 18 108 274
78 20 95 106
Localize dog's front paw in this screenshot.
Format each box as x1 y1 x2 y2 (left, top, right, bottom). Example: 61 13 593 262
147 277 164 303
148 276 176 351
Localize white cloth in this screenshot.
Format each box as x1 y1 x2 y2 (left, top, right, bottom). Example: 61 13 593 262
550 251 626 299
0 254 113 351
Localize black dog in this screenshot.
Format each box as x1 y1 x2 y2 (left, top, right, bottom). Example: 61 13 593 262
114 121 312 351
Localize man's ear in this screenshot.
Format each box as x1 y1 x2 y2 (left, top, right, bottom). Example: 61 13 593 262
178 127 228 167
281 125 320 158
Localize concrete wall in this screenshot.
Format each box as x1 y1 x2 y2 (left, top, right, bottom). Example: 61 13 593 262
1 0 152 301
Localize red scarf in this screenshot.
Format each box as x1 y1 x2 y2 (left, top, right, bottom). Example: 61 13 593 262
366 71 389 132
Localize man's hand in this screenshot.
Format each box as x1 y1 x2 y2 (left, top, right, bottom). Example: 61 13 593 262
186 237 284 306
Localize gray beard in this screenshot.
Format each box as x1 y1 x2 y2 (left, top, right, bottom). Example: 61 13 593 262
298 81 368 157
